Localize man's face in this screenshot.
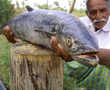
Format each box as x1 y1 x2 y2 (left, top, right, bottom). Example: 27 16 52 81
87 0 109 30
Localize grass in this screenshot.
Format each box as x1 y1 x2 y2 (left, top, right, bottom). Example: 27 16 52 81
0 35 12 89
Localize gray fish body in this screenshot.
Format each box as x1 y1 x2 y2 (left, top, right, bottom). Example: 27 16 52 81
9 11 59 49
8 9 99 66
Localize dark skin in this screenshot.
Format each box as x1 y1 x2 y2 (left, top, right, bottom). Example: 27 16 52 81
86 0 109 31
50 36 72 61
2 25 22 43
85 0 110 67
97 49 110 67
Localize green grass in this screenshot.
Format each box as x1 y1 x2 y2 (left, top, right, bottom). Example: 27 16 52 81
0 35 12 89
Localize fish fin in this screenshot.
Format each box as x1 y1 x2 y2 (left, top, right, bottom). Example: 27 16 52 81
25 5 34 12
34 29 56 37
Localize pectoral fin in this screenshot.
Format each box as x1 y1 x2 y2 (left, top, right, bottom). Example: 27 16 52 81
34 29 56 38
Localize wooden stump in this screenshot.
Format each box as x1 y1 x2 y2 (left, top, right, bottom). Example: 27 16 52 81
10 43 64 90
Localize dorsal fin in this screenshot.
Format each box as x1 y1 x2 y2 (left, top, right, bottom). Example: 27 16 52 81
25 5 34 12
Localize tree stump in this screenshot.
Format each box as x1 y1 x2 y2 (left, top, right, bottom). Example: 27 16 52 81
10 42 64 90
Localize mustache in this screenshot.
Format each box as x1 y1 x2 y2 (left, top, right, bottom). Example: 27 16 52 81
93 18 106 23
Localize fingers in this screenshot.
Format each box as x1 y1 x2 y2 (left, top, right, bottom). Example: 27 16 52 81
2 25 15 43
2 25 21 43
50 36 72 61
50 36 62 55
57 44 72 61
50 36 58 48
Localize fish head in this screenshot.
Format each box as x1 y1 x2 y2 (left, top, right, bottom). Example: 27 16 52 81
56 30 99 67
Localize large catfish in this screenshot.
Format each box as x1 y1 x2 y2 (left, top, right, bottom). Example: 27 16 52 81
2 9 99 66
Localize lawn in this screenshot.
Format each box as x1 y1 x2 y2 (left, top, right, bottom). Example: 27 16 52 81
0 35 12 89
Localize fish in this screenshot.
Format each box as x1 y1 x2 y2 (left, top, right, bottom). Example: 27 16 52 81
25 5 34 12
1 9 99 66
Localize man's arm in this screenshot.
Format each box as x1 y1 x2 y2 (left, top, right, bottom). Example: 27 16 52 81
98 49 110 67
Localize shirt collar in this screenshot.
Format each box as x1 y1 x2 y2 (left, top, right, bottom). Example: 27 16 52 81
102 16 110 32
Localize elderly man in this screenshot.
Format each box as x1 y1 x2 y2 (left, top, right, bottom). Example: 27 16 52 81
75 0 110 89
80 0 110 67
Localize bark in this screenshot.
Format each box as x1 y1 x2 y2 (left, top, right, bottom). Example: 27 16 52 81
10 42 64 90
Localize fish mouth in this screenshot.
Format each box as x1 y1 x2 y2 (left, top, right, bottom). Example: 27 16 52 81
72 52 99 67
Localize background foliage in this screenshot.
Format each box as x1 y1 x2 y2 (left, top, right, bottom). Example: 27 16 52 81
0 0 15 25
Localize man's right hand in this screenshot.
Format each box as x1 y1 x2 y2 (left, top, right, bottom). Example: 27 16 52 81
50 36 72 61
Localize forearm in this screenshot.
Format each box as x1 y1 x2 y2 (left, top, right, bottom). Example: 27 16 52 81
98 49 110 67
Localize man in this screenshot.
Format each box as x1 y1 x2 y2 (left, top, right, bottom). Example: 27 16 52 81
51 0 110 89
80 0 110 67
77 0 110 89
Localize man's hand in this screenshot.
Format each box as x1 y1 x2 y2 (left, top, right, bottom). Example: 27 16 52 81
2 25 22 43
50 36 72 61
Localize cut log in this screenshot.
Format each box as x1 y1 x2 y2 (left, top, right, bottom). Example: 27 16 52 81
10 42 64 90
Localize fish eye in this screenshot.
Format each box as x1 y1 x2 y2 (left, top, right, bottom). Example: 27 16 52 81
65 37 72 47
